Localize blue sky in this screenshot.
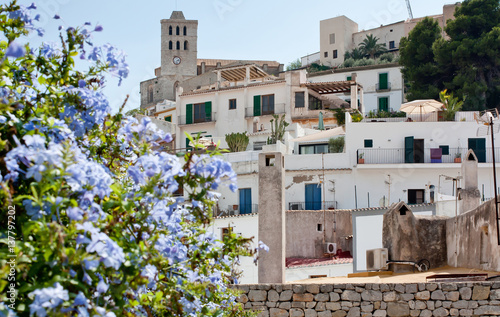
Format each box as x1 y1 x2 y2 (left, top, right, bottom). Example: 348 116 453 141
17 0 459 112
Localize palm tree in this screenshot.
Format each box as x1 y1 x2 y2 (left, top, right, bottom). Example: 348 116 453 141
358 34 387 59
344 47 365 60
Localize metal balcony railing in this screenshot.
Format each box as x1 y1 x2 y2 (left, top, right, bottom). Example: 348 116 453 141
245 103 286 117
214 204 259 217
288 201 338 211
178 112 217 125
376 82 392 91
357 147 500 164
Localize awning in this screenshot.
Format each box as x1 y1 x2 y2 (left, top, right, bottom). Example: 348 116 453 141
290 126 345 143
215 64 269 82
303 81 362 94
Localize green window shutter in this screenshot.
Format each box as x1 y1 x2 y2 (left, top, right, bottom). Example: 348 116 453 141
186 104 193 124
405 136 414 163
205 101 212 121
165 116 171 122
364 139 373 148
439 145 449 155
186 138 191 149
347 76 352 81
378 97 389 112
379 73 388 90
253 95 261 116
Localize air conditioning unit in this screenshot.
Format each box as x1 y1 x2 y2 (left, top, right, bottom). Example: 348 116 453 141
325 243 337 254
366 248 389 271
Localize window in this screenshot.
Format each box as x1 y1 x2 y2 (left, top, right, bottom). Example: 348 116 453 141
299 144 329 154
468 138 486 162
253 141 266 151
309 95 322 110
295 92 305 108
378 72 389 90
184 40 188 50
333 50 338 59
262 94 275 115
378 97 389 112
439 145 449 155
221 227 232 241
347 76 352 81
408 189 425 204
168 41 173 50
176 41 180 50
183 26 187 35
148 85 153 103
305 184 322 210
324 52 328 58
169 26 172 35
329 33 335 44
194 103 207 123
364 139 373 148
229 99 237 110
239 188 252 214
389 41 395 49
164 115 172 122
176 26 180 35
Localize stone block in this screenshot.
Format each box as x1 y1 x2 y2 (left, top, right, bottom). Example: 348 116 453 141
245 302 252 309
380 284 390 292
326 302 341 311
332 311 347 317
321 285 334 293
491 289 500 300
342 290 361 301
318 311 332 317
362 290 383 301
459 287 471 300
267 302 277 308
356 287 365 293
306 302 317 309
259 284 272 290
408 301 415 310
330 292 341 302
441 283 458 291
387 302 410 317
315 293 330 302
346 307 360 317
238 294 249 303
449 308 459 316
401 294 415 301
279 302 292 310
418 284 426 292
361 304 374 312
415 291 430 301
345 284 355 290
361 314 372 317
373 310 386 317
294 285 306 294
431 290 445 300
304 309 318 317
380 302 387 310
442 301 451 309
451 300 468 309
292 302 306 309
467 301 477 309
426 301 435 310
374 302 381 310
290 308 305 317
341 301 353 308
446 292 460 302
473 305 500 315
415 301 426 309
395 284 405 294
419 309 433 317
269 290 280 302
336 284 347 290
432 307 448 316
258 311 270 317
269 308 289 317
435 300 442 308
315 302 326 311
406 284 418 294
281 291 294 301
372 284 380 291
249 290 268 302
293 294 314 302
409 310 420 317
471 285 490 300
275 285 284 293
458 309 472 316
384 292 398 302
307 285 320 294
426 284 438 292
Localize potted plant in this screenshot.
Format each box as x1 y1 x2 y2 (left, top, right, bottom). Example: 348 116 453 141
358 152 365 164
454 152 462 163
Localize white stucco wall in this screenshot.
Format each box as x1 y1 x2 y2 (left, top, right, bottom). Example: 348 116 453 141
286 263 353 282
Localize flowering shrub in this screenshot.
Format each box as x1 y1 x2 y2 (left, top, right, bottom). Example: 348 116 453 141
0 2 257 316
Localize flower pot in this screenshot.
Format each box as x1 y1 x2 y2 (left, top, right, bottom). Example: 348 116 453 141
454 158 461 163
358 158 365 164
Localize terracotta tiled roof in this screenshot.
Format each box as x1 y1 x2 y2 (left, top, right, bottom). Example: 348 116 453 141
286 257 353 269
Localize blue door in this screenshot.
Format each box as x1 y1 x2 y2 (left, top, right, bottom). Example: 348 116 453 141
239 188 252 214
305 184 322 210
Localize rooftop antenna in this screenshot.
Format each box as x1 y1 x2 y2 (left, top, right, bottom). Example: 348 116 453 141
475 108 500 245
405 0 414 19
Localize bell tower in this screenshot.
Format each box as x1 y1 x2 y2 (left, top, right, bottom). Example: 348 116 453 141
160 11 198 100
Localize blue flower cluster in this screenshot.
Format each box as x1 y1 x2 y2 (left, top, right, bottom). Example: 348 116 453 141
8 3 44 37
87 43 129 86
190 154 238 192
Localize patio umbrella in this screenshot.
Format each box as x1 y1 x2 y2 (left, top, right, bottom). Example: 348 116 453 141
318 111 325 130
400 99 444 121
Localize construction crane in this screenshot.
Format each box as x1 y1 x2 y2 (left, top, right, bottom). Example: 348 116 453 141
405 0 414 19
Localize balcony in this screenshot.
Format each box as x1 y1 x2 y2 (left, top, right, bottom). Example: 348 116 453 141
357 147 500 164
215 204 258 217
245 103 286 118
376 82 392 92
178 112 217 125
288 201 338 211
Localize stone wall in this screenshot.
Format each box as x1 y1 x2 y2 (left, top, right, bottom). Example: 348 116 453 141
233 282 500 317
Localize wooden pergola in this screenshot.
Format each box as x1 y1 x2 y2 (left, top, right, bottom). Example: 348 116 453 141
216 64 269 82
302 81 363 94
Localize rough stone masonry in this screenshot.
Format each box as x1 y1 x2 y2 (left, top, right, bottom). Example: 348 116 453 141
232 282 500 317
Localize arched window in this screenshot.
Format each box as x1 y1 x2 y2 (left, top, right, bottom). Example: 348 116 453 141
184 40 188 50
176 26 180 35
176 41 180 50
169 41 173 50
169 26 172 35
183 26 187 36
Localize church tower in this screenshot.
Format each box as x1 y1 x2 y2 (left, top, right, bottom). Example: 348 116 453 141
160 11 198 99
